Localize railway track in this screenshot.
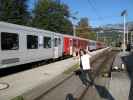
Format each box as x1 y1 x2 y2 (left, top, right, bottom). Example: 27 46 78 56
35 49 118 100
77 50 118 100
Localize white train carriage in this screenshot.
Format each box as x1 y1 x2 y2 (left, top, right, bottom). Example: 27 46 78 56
53 33 63 58
0 22 63 69
89 40 96 51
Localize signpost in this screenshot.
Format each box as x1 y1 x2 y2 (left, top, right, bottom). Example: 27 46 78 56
121 10 127 53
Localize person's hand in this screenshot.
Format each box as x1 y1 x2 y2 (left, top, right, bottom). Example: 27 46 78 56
90 68 93 72
88 51 92 56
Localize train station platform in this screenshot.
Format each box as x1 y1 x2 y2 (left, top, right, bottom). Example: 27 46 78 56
109 51 131 100
109 72 130 100
82 71 130 100
0 58 79 100
105 51 131 100
0 48 110 100
82 51 132 100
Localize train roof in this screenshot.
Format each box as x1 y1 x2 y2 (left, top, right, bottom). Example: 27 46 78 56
89 40 96 42
0 21 59 34
62 34 74 38
0 21 94 42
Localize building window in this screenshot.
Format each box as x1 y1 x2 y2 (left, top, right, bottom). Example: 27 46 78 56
1 32 19 50
44 37 51 48
27 35 38 49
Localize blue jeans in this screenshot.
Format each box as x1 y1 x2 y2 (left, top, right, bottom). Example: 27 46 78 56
79 69 93 86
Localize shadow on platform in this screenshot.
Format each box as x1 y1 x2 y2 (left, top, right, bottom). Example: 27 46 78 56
121 52 133 100
65 93 76 100
95 84 115 100
66 68 115 100
66 83 115 100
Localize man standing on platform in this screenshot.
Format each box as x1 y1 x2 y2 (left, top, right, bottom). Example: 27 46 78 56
78 49 94 86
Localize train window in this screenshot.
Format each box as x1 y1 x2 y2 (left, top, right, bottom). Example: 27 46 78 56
27 35 38 49
70 40 72 46
1 32 19 50
73 39 77 47
58 38 61 45
91 42 95 46
92 42 95 46
44 37 51 48
54 38 58 47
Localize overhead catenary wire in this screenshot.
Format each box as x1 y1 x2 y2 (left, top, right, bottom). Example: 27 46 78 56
86 0 103 21
86 0 122 24
90 15 121 22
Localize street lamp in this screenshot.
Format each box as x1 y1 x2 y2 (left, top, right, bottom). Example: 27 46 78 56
71 16 79 37
121 10 127 52
96 32 99 41
131 32 132 45
126 23 128 43
73 25 76 37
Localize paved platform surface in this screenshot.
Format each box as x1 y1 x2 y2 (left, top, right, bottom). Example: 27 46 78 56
109 52 131 100
112 51 130 70
121 52 133 100
82 77 110 100
36 50 109 100
82 72 130 100
0 58 78 100
0 48 109 100
36 75 85 100
36 48 112 100
82 51 131 100
109 72 130 100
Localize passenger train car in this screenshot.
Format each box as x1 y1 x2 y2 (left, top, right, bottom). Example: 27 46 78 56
89 40 96 51
0 22 105 69
96 41 105 49
63 34 73 56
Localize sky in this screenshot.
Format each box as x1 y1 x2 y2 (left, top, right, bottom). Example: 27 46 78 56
28 0 133 27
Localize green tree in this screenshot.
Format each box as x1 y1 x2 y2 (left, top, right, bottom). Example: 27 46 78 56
76 17 96 40
89 32 96 40
0 0 30 25
31 0 73 35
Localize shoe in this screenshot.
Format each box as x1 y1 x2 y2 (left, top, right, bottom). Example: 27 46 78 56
89 81 94 86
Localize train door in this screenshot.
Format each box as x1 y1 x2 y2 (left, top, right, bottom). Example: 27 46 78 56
73 38 78 56
58 36 63 57
53 35 63 58
63 37 69 56
64 37 73 56
85 41 89 51
69 39 73 55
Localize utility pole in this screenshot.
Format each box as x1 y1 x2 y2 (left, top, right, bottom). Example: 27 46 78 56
104 36 106 43
96 32 99 41
71 17 79 37
121 10 127 53
73 25 76 37
124 14 126 52
131 32 133 45
126 24 128 44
